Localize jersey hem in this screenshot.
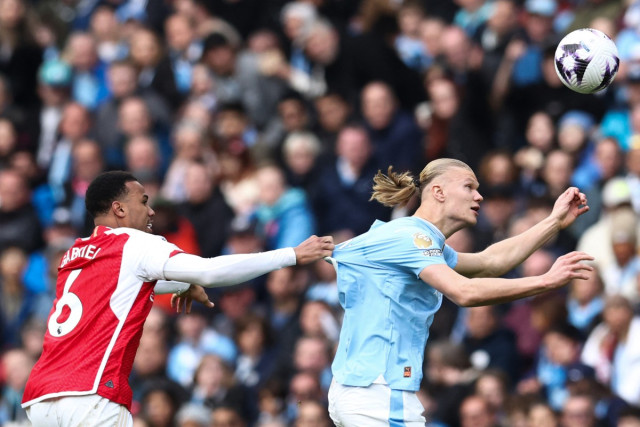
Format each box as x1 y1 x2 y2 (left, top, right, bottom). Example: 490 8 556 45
21 389 97 408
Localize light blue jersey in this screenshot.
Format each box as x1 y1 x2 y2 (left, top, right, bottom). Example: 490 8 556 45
331 217 458 391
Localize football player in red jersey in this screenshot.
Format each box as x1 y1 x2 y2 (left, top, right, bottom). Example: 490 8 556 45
22 171 333 426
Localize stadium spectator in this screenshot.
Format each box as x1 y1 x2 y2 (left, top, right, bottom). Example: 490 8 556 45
599 207 640 303
582 295 640 406
167 305 237 388
0 0 42 108
560 393 598 427
577 178 640 273
178 161 233 258
0 169 43 253
125 135 164 188
0 348 34 424
528 401 559 427
566 269 605 335
459 394 497 427
96 60 171 168
294 399 331 427
281 131 322 193
162 121 213 203
361 81 423 173
474 369 510 426
424 340 477 427
233 312 276 392
312 91 352 153
254 164 315 251
129 26 181 110
63 32 110 111
311 124 392 236
211 405 247 427
462 305 520 381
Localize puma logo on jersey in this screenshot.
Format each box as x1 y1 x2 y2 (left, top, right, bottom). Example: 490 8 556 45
149 293 154 302
60 245 101 268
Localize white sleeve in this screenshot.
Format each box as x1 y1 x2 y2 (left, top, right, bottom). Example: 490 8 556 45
162 248 297 287
154 280 191 295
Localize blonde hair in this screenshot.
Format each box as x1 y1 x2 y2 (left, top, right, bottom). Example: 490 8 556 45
370 158 473 208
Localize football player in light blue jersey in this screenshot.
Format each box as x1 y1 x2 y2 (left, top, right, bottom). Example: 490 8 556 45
327 158 593 426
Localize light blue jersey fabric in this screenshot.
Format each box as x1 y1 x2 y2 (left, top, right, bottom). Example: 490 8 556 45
331 217 458 391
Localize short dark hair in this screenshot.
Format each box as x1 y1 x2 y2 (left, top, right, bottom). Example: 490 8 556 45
85 171 138 218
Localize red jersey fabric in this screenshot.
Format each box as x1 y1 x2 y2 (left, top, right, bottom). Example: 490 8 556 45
22 226 182 410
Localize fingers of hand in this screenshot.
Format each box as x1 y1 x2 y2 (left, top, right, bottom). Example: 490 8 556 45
579 192 587 204
323 242 335 250
563 251 594 262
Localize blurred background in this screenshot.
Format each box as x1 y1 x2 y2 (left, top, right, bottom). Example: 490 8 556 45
1 0 640 426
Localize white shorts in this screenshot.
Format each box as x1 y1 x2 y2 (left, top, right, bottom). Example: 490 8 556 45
25 394 132 427
328 379 426 426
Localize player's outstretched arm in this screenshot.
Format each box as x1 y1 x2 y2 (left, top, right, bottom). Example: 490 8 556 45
161 235 334 310
422 251 594 307
455 187 589 277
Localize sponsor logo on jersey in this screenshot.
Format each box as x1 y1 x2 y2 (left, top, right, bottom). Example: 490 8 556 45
404 367 412 378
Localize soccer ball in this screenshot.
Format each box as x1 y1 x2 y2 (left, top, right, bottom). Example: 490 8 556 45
554 28 619 94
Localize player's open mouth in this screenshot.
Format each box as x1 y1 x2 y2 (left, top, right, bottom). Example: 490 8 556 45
471 206 479 214
146 222 153 230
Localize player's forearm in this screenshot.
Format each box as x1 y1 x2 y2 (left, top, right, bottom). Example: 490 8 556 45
162 249 297 287
154 280 191 295
456 275 550 307
479 216 559 276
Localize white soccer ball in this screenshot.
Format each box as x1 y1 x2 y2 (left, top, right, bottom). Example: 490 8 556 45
554 28 619 94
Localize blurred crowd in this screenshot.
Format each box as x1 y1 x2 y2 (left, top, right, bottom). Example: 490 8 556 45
3 0 640 426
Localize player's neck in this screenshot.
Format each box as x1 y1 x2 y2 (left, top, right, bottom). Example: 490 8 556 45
413 205 453 238
94 215 120 230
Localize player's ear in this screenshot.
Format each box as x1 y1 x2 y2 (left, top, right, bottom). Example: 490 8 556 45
112 201 126 218
431 184 445 202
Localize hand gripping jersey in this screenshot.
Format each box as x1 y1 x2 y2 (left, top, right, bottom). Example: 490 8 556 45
22 226 182 410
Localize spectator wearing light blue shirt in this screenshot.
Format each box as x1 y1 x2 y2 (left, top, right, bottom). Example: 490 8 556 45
327 158 594 426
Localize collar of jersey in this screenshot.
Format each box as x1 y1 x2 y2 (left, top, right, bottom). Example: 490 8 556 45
409 216 446 243
92 225 113 237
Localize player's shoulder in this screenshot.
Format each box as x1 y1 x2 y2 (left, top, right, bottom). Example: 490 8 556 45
387 217 441 238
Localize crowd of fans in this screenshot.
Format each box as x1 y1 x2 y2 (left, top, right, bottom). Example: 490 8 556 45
3 0 640 425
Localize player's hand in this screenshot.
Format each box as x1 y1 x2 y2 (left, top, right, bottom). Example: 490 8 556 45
542 251 594 289
171 285 214 314
293 235 335 265
550 187 590 229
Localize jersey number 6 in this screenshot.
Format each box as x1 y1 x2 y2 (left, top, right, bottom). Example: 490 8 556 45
47 269 84 337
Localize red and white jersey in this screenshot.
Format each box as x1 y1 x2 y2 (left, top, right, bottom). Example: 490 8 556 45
22 226 183 410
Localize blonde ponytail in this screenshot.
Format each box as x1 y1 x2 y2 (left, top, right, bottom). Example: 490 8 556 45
370 159 473 208
370 166 418 208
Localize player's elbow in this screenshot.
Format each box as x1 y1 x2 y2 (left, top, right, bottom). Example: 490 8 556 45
454 295 479 307
450 284 483 307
